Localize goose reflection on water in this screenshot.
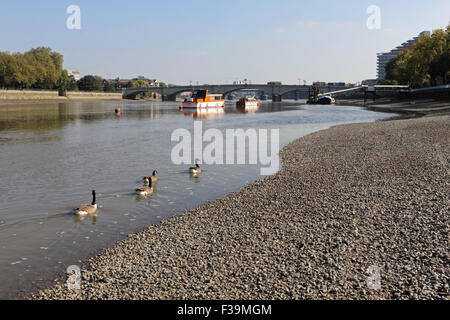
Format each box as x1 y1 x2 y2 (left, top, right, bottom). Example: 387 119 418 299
74 213 97 224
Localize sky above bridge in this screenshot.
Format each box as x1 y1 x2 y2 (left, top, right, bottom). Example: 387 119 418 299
1 0 449 84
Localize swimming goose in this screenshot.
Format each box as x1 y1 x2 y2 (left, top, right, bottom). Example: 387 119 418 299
136 178 153 196
144 170 158 184
74 190 98 216
189 159 202 174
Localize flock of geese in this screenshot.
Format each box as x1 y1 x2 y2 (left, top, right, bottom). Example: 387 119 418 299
73 160 202 216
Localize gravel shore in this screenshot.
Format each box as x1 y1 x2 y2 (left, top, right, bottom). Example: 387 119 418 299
33 115 449 300
336 97 450 115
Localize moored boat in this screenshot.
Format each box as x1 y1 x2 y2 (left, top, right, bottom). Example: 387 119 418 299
181 90 225 109
236 97 260 112
317 96 335 105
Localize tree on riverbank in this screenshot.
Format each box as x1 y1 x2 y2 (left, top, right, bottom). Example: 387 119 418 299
385 24 450 87
0 47 64 90
1 47 166 93
56 70 71 95
77 75 104 91
103 82 116 92
0 47 107 93
129 80 149 88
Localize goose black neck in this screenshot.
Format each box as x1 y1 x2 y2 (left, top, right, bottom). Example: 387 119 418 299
152 170 157 176
91 190 96 205
196 163 200 168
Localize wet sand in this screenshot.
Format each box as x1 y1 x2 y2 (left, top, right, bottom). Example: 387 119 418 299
33 115 449 300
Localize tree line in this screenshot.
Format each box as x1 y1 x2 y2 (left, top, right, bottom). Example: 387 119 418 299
384 24 450 88
0 47 66 90
0 47 164 93
0 47 108 93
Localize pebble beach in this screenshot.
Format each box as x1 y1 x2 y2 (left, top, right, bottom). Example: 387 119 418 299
33 114 449 300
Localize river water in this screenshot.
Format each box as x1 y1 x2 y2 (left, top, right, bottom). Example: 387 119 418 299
0 100 394 298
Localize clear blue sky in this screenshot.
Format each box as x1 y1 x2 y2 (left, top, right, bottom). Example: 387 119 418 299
0 0 448 84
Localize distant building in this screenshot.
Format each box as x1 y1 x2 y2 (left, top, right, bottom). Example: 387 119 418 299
312 81 327 87
67 70 81 81
133 76 159 87
103 78 130 89
377 31 430 79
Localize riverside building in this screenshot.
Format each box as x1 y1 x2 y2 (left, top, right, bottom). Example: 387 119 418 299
377 31 430 79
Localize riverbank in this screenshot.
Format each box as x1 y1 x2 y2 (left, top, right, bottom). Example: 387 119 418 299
0 90 122 105
336 97 450 116
32 114 449 300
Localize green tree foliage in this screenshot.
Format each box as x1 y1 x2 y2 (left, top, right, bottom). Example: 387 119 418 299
385 24 450 87
56 70 71 95
386 51 413 84
68 76 79 91
129 80 149 88
0 47 68 89
0 52 18 87
104 82 116 92
78 75 104 91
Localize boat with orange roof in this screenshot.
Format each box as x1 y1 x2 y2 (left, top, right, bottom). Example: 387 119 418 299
181 90 225 109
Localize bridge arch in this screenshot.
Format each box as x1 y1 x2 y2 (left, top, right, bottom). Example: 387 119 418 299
220 86 273 98
123 84 311 101
123 89 164 100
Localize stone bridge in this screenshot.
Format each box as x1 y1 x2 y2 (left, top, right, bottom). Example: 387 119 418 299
123 84 349 101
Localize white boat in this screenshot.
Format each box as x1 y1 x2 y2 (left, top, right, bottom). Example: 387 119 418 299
181 90 225 109
317 96 335 105
236 97 260 112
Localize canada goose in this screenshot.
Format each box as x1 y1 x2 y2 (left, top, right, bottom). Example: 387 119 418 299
74 190 98 216
189 159 202 174
136 178 153 196
143 170 158 184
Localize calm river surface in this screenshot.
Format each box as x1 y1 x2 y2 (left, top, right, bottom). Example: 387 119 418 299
0 100 394 298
